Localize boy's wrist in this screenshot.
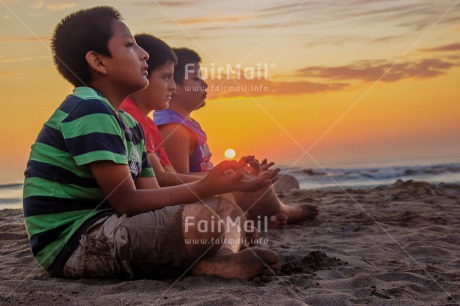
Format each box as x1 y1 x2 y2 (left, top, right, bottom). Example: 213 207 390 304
194 178 216 199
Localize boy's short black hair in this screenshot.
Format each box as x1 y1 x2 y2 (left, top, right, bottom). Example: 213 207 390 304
134 34 177 76
51 6 122 87
173 48 202 85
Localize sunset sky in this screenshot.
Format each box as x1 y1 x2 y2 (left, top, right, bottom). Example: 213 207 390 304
1 0 459 183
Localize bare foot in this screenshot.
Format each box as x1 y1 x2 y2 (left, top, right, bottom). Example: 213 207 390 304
192 248 280 281
281 204 319 224
241 224 259 249
266 212 288 229
233 180 318 228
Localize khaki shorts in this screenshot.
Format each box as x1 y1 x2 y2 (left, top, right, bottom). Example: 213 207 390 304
61 205 187 279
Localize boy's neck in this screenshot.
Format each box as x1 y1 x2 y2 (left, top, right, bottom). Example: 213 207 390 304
168 103 191 119
89 81 127 111
129 92 151 117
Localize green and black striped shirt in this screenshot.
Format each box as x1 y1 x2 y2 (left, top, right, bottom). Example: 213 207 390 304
23 87 154 274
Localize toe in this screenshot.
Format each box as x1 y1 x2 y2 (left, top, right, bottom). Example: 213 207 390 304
260 274 273 283
262 268 277 276
260 250 280 265
251 276 261 283
271 262 281 272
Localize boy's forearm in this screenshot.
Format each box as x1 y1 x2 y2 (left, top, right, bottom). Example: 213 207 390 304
90 161 217 216
113 180 214 216
155 171 202 187
148 153 201 186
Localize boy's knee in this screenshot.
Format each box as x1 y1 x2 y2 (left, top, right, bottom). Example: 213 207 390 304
183 204 221 234
205 196 246 221
182 204 223 260
219 198 246 221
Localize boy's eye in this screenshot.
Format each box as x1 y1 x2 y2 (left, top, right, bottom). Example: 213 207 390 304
126 42 134 47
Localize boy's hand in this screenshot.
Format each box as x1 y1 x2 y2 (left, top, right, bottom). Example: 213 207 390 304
238 155 275 175
259 158 275 172
203 160 279 194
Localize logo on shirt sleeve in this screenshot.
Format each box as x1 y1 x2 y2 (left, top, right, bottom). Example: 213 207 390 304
128 147 141 178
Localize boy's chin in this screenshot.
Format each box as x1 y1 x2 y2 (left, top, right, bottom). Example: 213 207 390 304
155 103 169 110
133 80 149 93
141 80 150 90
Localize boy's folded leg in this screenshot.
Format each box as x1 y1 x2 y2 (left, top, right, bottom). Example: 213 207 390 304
61 205 187 279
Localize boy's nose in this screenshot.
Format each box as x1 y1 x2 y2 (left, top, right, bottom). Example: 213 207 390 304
138 46 149 61
169 80 177 91
201 79 208 89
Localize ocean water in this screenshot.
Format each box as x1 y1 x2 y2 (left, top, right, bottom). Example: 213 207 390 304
284 162 460 190
0 183 23 210
2 162 460 210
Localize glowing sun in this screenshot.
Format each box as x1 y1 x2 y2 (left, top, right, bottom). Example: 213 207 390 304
224 148 236 159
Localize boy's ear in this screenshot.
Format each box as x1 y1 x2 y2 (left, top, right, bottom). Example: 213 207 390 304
85 51 108 75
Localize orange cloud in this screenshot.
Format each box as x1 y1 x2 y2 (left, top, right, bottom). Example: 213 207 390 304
203 55 460 98
205 77 348 98
296 58 458 83
46 2 76 11
0 55 49 63
133 0 210 8
0 36 50 43
175 14 259 25
420 42 460 52
28 1 76 11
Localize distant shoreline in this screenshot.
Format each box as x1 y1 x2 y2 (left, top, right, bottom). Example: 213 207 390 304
0 183 23 189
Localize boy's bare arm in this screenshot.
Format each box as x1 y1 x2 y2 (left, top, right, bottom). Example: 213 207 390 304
89 161 209 215
158 123 192 173
89 160 277 216
148 153 202 186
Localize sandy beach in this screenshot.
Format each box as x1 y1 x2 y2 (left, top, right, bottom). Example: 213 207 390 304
1 180 459 305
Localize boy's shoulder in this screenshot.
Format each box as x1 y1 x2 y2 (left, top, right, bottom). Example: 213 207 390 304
153 108 183 125
52 87 144 143
44 86 123 140
119 109 142 131
60 87 116 118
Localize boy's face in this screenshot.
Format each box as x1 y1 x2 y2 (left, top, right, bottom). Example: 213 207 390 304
143 61 176 111
175 62 208 112
104 20 149 94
